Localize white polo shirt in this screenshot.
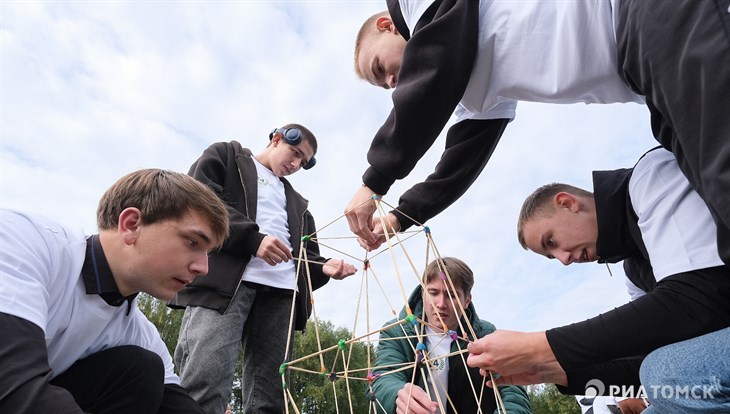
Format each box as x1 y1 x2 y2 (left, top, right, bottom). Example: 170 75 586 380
628 149 724 283
0 210 179 384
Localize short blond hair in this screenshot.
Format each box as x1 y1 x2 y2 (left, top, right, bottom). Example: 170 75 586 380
354 10 390 79
97 169 230 246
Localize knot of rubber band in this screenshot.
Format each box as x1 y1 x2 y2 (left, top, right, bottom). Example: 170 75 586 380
448 330 458 341
329 372 337 382
423 226 431 234
301 235 311 242
338 339 347 350
416 342 426 351
405 314 416 325
279 363 287 375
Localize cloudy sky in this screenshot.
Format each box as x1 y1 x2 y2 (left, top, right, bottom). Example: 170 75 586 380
2 2 657 342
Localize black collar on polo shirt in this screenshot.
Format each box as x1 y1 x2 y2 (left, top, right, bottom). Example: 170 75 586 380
82 235 137 315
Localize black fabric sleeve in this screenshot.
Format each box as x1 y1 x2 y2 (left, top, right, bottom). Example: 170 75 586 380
188 142 264 256
391 118 509 230
546 266 730 371
362 0 480 195
157 384 204 414
0 313 84 414
556 356 644 395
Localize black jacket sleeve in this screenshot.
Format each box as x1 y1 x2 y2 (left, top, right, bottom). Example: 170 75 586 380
363 0 480 195
188 142 264 256
0 313 84 414
391 118 509 230
546 266 730 373
556 356 644 395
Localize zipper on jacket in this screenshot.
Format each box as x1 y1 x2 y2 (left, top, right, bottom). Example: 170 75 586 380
297 207 310 333
222 162 253 315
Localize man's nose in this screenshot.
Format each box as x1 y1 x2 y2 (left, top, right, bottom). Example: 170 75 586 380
555 251 573 266
386 74 397 89
434 294 449 309
190 254 209 277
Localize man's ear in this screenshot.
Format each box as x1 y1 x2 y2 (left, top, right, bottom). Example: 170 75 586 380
554 192 580 212
463 294 472 310
270 133 282 146
375 16 397 34
118 207 142 245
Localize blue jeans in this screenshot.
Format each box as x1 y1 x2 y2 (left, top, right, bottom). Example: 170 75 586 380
640 327 730 413
174 282 295 414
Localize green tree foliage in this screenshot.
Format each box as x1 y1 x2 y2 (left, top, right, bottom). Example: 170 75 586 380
137 294 183 357
287 320 372 413
527 384 581 414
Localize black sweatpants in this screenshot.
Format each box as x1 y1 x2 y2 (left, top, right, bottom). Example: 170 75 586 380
51 345 165 414
617 0 730 265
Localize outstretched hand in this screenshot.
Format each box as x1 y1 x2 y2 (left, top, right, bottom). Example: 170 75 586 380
345 185 379 245
466 330 557 381
322 259 357 280
480 361 568 387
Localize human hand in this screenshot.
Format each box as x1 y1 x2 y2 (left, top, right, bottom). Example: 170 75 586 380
466 330 555 377
255 235 293 266
322 259 357 280
482 361 568 387
345 185 379 245
357 213 401 251
395 383 438 414
617 398 648 414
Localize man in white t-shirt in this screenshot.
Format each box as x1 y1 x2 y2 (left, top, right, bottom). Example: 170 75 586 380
371 257 531 413
0 169 230 413
466 148 730 412
169 124 358 414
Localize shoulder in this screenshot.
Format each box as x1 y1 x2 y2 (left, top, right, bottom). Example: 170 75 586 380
281 179 309 204
1 210 84 256
632 147 676 176
474 317 496 337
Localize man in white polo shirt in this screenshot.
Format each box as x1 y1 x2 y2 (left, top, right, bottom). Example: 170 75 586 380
0 168 229 413
467 148 730 412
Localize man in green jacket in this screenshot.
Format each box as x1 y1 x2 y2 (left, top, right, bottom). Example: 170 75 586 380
371 257 531 413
